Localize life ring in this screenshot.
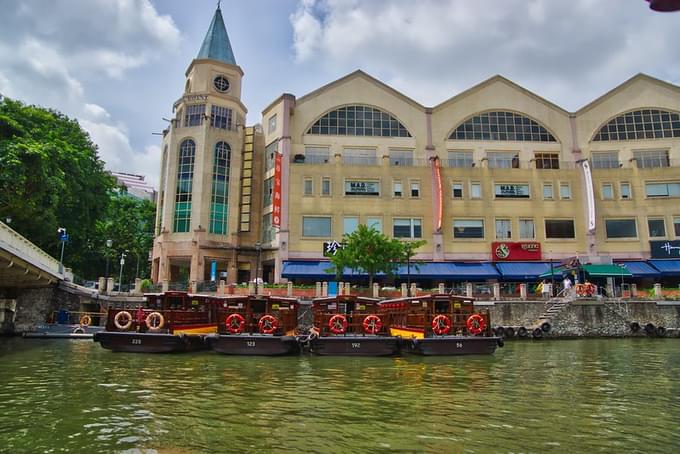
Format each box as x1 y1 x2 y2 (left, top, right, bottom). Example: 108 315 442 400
431 314 451 335
362 315 383 335
258 315 279 334
114 311 132 331
145 312 165 332
466 314 486 335
226 313 246 334
79 315 92 327
328 314 348 335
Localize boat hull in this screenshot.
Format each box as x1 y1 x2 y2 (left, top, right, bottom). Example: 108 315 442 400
208 334 300 356
404 336 501 356
93 331 208 353
310 335 400 356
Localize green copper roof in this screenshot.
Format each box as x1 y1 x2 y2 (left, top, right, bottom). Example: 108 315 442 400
197 6 236 65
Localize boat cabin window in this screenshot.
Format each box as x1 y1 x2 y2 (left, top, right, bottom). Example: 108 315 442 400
435 300 449 313
168 297 183 310
251 299 267 314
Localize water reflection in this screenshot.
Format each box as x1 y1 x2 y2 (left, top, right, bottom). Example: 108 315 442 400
0 338 679 452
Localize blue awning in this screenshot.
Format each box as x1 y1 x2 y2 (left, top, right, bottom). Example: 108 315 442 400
281 261 335 279
616 261 660 278
496 262 554 280
649 260 680 276
282 261 499 280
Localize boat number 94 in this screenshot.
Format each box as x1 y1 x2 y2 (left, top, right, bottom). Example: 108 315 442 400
131 339 142 345
246 341 256 347
351 343 361 348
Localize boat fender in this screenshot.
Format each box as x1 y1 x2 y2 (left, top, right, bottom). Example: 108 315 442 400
258 315 279 335
540 321 552 333
432 315 452 336
629 321 641 333
504 327 516 338
72 327 85 334
656 326 666 337
79 315 92 327
328 314 348 335
644 323 656 336
496 337 504 348
145 312 165 332
466 314 486 335
532 328 543 339
517 326 528 338
308 327 319 341
494 326 505 337
114 311 133 331
226 313 246 334
362 315 383 335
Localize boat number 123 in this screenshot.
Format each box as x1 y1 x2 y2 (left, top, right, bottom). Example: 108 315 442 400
246 341 256 347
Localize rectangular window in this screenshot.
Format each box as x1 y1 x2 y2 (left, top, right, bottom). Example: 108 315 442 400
605 219 637 239
602 183 614 200
487 152 520 169
634 150 669 168
453 219 484 239
559 183 571 199
648 218 666 238
184 104 205 127
302 216 331 237
265 141 278 171
345 180 380 196
620 182 631 199
470 182 481 199
410 181 420 198
448 151 474 168
519 219 535 239
302 146 330 164
591 151 620 169
543 183 553 199
674 217 680 237
321 177 331 196
343 217 359 235
452 183 463 199
645 182 680 198
304 178 313 196
211 105 233 130
268 114 277 133
535 153 560 169
393 218 422 238
262 213 274 243
390 150 414 167
366 217 382 233
343 148 377 166
263 177 273 207
393 181 402 197
545 219 575 239
495 219 512 240
495 183 530 199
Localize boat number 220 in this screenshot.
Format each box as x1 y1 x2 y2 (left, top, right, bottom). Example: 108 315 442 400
246 341 256 347
456 342 463 348
351 343 361 348
131 339 142 345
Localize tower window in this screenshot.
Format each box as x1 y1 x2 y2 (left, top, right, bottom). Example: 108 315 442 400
211 105 233 130
213 76 230 92
184 104 205 127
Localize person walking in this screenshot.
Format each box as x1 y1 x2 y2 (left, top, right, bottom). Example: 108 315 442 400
562 276 573 297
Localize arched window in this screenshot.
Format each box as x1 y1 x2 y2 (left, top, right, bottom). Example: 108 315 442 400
448 111 556 142
592 109 680 141
307 105 411 137
210 142 231 234
173 139 195 233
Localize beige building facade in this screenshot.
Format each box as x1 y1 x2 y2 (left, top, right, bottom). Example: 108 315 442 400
152 5 680 286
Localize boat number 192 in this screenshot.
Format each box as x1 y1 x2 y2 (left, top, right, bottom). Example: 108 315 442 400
246 341 256 347
351 343 361 348
456 342 463 348
131 339 142 345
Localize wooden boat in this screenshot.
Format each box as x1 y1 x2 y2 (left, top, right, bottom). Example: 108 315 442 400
308 295 400 356
381 294 503 356
93 291 218 353
206 295 300 355
23 310 105 339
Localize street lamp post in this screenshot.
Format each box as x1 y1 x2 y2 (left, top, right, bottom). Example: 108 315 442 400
105 239 112 279
57 227 67 274
254 242 262 295
118 250 127 294
407 254 411 297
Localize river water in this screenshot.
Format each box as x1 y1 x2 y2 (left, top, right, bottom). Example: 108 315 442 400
0 337 679 453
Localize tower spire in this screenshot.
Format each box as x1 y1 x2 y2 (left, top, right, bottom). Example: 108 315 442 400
197 4 236 65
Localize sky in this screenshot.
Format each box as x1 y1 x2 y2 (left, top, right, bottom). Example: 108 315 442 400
1 0 679 189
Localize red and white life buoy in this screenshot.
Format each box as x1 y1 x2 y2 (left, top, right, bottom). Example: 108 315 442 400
114 311 132 331
362 315 383 335
466 314 486 335
431 314 451 335
328 314 348 334
258 314 279 334
226 313 246 334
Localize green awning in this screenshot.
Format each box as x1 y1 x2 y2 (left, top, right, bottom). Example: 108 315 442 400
539 265 567 279
582 264 632 277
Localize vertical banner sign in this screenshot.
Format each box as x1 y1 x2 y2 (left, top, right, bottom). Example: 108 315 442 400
210 260 217 282
272 152 282 227
433 157 443 232
581 160 596 232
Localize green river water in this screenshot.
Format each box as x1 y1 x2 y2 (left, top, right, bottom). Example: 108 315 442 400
0 337 679 453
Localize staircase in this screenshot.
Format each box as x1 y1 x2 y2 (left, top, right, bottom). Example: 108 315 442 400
538 292 574 321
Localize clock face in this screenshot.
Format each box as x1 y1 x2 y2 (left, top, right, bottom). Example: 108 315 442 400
213 76 230 93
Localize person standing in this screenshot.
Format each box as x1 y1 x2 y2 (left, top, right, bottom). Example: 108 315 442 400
562 276 572 296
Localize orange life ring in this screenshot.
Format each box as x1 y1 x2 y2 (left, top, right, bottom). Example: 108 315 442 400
258 314 279 334
362 315 383 335
466 314 486 335
79 314 92 327
432 314 451 335
328 314 348 334
114 311 132 331
226 313 246 334
145 312 165 332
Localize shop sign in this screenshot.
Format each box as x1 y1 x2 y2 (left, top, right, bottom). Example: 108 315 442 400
345 180 379 196
494 184 530 198
492 241 541 261
323 241 345 256
272 153 282 227
650 240 680 258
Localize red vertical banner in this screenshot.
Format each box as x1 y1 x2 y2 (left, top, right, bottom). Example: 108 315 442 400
272 153 282 227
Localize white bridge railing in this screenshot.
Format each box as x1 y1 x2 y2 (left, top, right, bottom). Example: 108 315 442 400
0 221 63 278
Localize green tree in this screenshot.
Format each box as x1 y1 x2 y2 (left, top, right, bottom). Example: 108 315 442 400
0 97 115 273
327 224 426 287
